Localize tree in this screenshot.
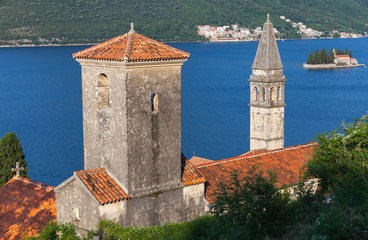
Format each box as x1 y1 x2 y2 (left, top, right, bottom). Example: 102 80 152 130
213 168 294 238
307 51 313 64
0 132 28 187
306 114 368 207
313 49 319 64
329 48 335 63
349 50 352 57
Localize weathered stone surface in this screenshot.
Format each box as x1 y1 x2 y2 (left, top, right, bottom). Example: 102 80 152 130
249 15 286 151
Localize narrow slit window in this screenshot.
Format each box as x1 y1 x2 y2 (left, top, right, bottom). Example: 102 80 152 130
73 206 81 221
98 74 109 109
262 87 266 102
277 86 281 101
152 94 158 112
270 87 274 101
252 87 258 101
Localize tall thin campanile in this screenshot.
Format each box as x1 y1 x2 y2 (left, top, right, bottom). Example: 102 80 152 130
249 14 286 151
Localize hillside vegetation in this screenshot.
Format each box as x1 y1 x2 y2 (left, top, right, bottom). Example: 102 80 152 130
0 0 367 44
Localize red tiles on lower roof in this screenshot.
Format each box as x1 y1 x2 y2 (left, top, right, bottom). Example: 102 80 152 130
195 142 318 204
0 176 56 240
75 168 130 205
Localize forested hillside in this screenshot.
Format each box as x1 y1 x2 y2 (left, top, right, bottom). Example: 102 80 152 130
0 0 367 44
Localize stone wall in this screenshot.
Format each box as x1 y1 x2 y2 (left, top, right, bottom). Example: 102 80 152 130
55 178 100 231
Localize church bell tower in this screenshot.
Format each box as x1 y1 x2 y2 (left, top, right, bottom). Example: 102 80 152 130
249 14 286 151
73 24 190 196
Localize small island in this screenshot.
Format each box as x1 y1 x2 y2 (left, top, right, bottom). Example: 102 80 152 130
303 48 365 69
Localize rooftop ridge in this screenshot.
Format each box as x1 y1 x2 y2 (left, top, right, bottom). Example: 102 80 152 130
13 176 54 191
75 168 106 175
136 33 190 58
197 142 317 169
72 34 127 59
122 30 136 61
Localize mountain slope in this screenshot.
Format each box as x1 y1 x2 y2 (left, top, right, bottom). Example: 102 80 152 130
0 0 367 44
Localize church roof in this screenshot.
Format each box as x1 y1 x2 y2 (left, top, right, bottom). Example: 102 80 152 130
188 156 215 167
0 176 55 240
75 168 131 205
335 55 350 58
73 24 190 62
252 14 283 70
195 142 317 204
71 158 205 206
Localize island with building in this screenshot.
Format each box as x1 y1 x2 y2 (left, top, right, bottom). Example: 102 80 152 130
303 48 365 69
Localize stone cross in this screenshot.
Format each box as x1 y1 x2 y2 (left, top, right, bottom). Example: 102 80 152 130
11 162 24 177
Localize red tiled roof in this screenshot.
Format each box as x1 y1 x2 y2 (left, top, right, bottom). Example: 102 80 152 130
336 55 350 58
75 168 130 205
195 142 317 204
0 176 55 240
188 156 214 167
73 29 190 62
182 154 206 186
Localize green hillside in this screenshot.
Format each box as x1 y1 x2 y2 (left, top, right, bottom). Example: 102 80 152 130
0 0 368 45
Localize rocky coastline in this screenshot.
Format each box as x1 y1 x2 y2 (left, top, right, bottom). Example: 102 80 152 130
303 63 366 69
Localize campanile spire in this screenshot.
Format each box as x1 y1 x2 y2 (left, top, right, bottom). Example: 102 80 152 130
249 15 286 151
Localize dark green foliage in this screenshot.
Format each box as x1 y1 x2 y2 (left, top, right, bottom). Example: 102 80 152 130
307 47 352 64
307 51 313 64
0 0 367 44
0 132 28 187
212 168 295 239
26 222 87 240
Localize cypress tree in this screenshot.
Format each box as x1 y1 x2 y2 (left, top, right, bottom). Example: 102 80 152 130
314 49 319 64
307 51 313 64
349 50 352 57
329 48 335 63
0 132 28 187
346 48 349 56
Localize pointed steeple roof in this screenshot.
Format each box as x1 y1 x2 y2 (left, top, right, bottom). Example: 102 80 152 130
252 14 283 70
73 23 190 62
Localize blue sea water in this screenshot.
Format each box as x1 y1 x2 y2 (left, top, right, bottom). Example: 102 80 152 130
0 38 367 186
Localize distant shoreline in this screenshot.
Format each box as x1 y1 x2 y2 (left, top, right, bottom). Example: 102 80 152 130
303 63 366 69
0 36 367 48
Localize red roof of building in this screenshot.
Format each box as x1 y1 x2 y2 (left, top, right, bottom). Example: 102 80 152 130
76 157 205 205
336 55 350 58
73 27 190 62
195 142 317 204
182 154 206 186
188 156 215 167
75 168 130 205
0 176 55 240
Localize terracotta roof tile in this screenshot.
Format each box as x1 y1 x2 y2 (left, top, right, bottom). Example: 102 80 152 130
195 142 317 204
336 55 350 58
182 154 206 186
75 168 130 205
188 156 215 167
0 176 55 240
73 30 190 62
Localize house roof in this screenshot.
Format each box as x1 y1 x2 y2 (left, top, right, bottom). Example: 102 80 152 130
73 24 190 62
188 156 215 167
336 55 350 58
182 154 206 186
0 176 55 240
73 156 205 205
75 168 130 205
195 142 317 204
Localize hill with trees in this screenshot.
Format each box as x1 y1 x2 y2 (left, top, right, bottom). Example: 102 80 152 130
0 0 368 45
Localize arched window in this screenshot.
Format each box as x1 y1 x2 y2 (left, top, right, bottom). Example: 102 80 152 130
152 94 158 112
98 74 109 109
252 87 258 101
270 87 274 101
262 87 266 102
277 86 281 101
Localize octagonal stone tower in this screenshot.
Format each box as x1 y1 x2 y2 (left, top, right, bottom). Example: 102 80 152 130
249 14 286 151
73 24 190 196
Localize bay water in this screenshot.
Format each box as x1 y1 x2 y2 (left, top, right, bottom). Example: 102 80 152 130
0 38 367 186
